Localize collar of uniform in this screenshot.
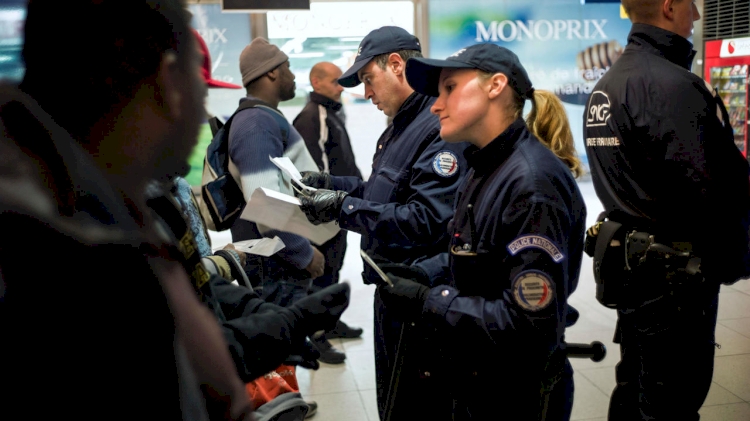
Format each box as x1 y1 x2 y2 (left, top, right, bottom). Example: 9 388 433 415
393 91 431 131
628 23 696 71
309 91 342 112
465 117 527 174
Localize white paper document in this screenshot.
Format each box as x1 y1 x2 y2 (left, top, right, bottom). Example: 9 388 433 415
232 236 286 257
270 156 316 193
239 187 339 245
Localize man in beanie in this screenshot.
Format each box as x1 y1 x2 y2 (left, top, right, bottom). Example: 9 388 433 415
295 26 469 420
229 37 339 369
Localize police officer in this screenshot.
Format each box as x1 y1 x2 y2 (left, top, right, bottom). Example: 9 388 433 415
296 26 468 420
584 1 750 420
369 43 587 420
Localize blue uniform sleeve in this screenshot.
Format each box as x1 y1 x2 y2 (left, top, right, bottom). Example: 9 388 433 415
337 136 466 247
423 197 577 348
413 252 451 286
331 175 366 197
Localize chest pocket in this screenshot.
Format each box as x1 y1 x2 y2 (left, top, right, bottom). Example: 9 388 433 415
366 166 406 204
450 247 507 300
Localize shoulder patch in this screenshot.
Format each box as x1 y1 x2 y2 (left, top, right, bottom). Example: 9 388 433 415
507 235 564 263
432 150 459 177
512 270 554 312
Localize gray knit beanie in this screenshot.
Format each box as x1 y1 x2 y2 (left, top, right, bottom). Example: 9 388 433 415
239 37 289 87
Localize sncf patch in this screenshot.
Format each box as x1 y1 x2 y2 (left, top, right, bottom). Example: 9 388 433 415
507 235 564 263
432 151 459 177
512 270 554 312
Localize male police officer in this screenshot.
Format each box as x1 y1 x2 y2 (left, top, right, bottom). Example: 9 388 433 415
296 26 468 419
584 1 750 420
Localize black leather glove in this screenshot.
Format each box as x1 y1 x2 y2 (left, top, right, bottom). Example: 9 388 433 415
284 338 321 370
285 282 351 336
299 189 348 225
375 262 430 286
377 274 430 321
299 171 333 190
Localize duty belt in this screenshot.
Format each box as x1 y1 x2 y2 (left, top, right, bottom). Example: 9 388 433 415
587 220 701 276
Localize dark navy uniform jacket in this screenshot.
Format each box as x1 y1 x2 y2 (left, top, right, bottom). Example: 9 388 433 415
330 92 468 280
417 119 586 417
584 23 750 284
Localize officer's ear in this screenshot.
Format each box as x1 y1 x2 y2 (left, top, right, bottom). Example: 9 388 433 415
662 0 676 20
387 53 405 77
487 72 509 100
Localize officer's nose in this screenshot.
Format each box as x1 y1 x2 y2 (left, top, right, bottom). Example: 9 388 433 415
431 95 444 116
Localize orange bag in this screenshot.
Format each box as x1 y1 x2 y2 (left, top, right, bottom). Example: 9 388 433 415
245 364 300 410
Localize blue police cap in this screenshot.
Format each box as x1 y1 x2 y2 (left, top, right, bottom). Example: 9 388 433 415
405 43 534 99
338 26 422 88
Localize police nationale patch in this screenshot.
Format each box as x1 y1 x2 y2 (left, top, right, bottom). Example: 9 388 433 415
512 270 554 312
507 235 564 263
432 151 459 177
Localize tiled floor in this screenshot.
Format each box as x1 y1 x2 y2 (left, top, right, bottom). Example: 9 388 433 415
249 181 750 420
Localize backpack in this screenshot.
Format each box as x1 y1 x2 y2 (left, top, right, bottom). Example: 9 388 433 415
200 100 290 231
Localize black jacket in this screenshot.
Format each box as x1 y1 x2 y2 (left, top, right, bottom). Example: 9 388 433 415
584 23 750 283
0 85 185 419
293 91 362 179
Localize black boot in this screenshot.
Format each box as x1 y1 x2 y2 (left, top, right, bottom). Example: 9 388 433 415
327 320 363 339
309 332 346 364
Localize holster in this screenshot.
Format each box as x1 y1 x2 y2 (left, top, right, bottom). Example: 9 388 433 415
585 212 701 309
589 217 628 309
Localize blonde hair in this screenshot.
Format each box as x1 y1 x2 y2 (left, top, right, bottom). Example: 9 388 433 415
523 90 584 178
478 71 583 178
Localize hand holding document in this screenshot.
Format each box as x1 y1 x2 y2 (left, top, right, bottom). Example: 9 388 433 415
240 187 340 245
232 237 286 257
270 156 316 194
239 156 339 245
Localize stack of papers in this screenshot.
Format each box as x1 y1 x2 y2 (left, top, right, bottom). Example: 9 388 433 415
239 156 340 245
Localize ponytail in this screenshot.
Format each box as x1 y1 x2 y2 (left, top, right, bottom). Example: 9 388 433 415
482 70 584 178
524 90 584 178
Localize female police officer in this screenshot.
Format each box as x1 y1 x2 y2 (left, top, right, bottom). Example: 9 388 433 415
377 43 587 420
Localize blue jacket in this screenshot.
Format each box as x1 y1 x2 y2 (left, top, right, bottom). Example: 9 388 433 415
330 92 468 281
418 119 586 418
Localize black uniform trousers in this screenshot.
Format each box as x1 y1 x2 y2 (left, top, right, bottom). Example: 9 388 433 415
373 289 449 420
609 270 720 421
374 288 403 420
374 287 575 421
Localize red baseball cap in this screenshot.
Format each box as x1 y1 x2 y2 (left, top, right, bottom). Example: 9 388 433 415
193 29 242 89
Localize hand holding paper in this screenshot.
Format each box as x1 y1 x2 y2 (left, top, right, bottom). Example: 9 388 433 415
270 156 317 193
299 171 334 190
298 189 348 225
239 187 340 245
